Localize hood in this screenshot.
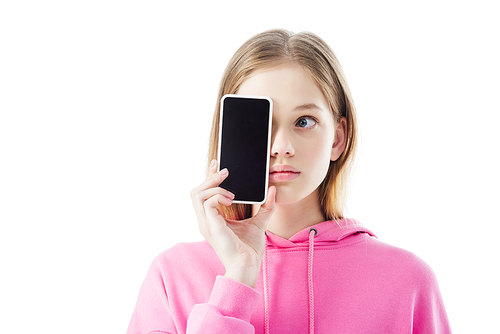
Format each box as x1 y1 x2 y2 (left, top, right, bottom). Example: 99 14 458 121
261 218 375 334
265 218 376 248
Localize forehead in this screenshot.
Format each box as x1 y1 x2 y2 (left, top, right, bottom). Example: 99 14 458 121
237 62 330 113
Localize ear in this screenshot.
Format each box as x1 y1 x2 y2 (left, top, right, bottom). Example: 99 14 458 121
330 117 347 161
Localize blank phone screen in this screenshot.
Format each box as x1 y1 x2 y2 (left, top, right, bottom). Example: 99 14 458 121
218 95 272 203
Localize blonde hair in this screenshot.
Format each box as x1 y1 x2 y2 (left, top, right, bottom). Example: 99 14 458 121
207 29 358 221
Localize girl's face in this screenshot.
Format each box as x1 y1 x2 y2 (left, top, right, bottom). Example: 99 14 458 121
237 62 346 204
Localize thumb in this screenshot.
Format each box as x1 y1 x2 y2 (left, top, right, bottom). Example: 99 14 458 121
253 186 276 229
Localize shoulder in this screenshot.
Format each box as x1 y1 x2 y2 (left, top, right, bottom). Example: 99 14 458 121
364 236 439 290
350 235 451 331
152 240 215 267
156 240 213 259
147 241 223 279
141 241 224 306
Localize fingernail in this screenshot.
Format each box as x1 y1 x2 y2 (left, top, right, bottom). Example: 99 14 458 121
210 159 216 168
219 168 228 176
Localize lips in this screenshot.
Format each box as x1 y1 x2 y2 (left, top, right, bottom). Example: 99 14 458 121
269 165 300 182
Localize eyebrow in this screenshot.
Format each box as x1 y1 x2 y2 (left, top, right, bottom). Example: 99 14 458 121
292 103 324 112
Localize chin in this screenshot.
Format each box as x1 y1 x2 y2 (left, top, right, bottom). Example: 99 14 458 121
274 189 302 205
273 184 320 206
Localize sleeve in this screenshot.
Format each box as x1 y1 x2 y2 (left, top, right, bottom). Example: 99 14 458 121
186 276 261 334
126 259 177 334
411 261 452 334
126 257 261 334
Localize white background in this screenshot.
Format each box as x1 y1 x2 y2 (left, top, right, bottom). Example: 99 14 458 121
1 1 499 333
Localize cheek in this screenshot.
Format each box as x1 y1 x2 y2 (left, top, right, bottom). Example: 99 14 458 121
303 138 332 167
300 138 333 181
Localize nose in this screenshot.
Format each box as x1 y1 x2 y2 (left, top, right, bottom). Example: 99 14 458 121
271 127 295 157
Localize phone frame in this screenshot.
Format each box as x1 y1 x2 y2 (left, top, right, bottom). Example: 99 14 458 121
217 94 273 204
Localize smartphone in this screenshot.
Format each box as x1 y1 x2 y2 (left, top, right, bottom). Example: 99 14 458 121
217 94 273 204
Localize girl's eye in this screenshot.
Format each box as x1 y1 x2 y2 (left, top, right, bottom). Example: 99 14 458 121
296 117 317 128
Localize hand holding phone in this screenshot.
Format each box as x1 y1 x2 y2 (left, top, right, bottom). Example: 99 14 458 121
190 160 276 288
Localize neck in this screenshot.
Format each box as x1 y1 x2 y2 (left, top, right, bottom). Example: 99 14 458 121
254 189 325 240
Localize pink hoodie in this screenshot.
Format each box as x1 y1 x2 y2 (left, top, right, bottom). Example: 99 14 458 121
127 219 451 333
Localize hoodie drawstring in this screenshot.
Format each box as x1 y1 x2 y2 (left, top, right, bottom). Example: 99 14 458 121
263 229 317 334
308 228 317 334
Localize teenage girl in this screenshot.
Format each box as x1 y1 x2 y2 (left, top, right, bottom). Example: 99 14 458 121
127 29 451 334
